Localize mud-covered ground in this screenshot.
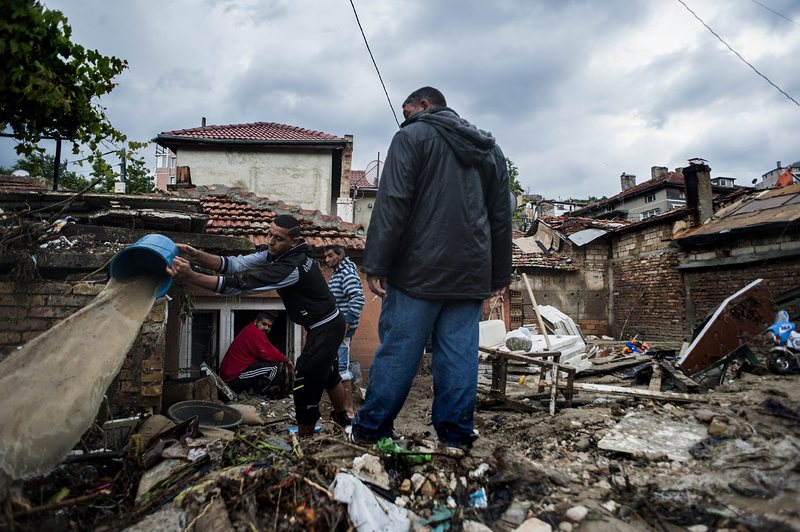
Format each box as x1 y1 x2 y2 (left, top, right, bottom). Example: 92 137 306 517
352 358 800 531
4 356 798 532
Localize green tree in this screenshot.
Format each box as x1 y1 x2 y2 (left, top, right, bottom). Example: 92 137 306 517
123 155 156 194
11 152 86 190
0 0 128 158
506 158 524 197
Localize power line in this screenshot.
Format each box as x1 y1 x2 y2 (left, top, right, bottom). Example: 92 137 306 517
676 0 800 107
748 0 799 26
348 0 401 127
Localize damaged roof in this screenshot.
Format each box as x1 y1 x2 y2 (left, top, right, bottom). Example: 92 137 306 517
675 182 800 246
513 221 579 270
0 178 364 252
172 185 365 251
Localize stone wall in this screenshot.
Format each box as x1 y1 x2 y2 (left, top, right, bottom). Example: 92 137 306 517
0 280 167 416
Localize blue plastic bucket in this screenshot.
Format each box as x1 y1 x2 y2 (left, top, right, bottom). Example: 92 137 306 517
109 234 178 298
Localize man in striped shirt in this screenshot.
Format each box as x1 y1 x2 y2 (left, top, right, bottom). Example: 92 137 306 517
324 245 366 419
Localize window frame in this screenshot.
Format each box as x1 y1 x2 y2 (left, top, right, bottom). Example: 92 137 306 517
178 297 298 378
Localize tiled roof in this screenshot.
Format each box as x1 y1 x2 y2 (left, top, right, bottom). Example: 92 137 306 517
571 171 685 215
513 221 578 270
676 182 800 243
512 247 578 270
536 216 632 237
172 185 365 250
350 170 376 189
0 175 48 192
158 122 344 143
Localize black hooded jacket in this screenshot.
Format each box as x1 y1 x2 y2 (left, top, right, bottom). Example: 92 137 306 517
362 106 512 300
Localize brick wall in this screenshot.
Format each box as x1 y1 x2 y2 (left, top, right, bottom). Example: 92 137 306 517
611 222 686 341
0 280 167 416
684 233 800 329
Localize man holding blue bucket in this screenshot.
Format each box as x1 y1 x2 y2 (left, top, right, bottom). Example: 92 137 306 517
166 214 351 437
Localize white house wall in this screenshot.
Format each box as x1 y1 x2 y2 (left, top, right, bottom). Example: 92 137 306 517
353 195 375 231
179 148 334 214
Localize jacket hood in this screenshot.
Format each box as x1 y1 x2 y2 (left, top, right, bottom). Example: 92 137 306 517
404 107 496 166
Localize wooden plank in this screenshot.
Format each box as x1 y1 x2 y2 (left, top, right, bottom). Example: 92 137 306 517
648 361 662 392
540 380 705 403
660 361 701 393
522 273 552 350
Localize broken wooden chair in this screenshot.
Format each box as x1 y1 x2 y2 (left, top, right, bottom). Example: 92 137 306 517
478 346 574 416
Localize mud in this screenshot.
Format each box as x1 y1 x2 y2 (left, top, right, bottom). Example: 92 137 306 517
0 276 158 480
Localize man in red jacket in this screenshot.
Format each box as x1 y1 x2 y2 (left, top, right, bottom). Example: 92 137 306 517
221 311 293 396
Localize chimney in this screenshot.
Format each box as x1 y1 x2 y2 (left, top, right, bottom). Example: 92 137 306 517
683 161 713 226
201 117 207 127
651 166 668 179
340 135 354 198
620 173 636 191
777 161 782 170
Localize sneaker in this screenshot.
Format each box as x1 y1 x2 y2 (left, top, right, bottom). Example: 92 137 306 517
439 441 470 458
344 425 375 445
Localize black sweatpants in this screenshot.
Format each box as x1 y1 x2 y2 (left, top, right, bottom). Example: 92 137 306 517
293 313 346 425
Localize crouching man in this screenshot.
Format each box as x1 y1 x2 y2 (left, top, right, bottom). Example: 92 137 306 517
221 311 293 397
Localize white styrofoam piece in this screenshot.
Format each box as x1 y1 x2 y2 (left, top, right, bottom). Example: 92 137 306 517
479 320 507 347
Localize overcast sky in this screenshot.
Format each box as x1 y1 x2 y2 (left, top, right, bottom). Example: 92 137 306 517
3 0 799 199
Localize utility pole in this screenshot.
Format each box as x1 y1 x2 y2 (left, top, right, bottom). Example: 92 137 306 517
119 148 126 182
53 137 62 191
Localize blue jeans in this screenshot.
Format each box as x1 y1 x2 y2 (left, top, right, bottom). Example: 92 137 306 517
352 285 482 446
338 334 353 381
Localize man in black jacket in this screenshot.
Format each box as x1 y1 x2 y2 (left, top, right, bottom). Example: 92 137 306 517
350 87 512 451
167 214 350 437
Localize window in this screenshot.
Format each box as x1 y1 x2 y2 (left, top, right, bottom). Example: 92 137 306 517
641 208 661 220
169 156 177 168
156 154 167 168
178 298 295 378
645 194 656 203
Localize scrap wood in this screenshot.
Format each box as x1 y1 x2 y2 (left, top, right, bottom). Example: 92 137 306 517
12 492 103 518
591 354 638 366
580 355 651 376
648 361 662 392
659 361 701 393
539 380 706 402
522 273 552 350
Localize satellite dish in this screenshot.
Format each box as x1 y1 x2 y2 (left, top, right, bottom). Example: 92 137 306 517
509 190 518 212
11 169 30 177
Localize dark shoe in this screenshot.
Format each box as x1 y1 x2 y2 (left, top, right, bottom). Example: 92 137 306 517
344 425 376 445
331 410 352 428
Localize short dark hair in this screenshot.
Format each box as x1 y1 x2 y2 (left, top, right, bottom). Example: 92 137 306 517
256 310 278 323
273 214 301 237
405 87 446 108
324 244 345 256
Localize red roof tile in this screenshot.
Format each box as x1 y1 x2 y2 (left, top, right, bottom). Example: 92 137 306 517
512 247 578 270
159 122 344 142
0 175 48 192
350 170 376 189
171 185 365 250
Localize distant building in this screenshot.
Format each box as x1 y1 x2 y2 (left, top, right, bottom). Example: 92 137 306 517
154 145 176 190
570 164 743 221
154 121 352 216
758 160 800 189
350 170 378 231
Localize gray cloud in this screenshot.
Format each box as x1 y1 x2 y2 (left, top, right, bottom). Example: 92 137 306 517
3 0 798 201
